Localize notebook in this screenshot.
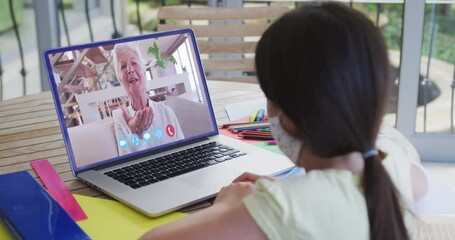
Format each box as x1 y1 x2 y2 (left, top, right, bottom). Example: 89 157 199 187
43 28 293 217
0 171 90 239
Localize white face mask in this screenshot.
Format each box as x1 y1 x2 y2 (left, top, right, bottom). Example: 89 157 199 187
268 112 303 164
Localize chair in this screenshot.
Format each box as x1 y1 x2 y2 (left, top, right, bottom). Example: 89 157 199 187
157 5 289 84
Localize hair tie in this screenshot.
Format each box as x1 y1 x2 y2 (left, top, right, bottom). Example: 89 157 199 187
362 149 378 159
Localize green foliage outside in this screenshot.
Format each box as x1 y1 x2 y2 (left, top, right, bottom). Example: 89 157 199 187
124 1 455 64
363 3 455 64
127 0 186 32
0 0 23 33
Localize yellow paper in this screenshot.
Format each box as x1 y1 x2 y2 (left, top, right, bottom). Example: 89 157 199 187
0 224 13 240
0 194 187 240
75 194 187 239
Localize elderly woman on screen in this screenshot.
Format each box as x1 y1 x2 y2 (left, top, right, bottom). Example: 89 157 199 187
112 42 184 156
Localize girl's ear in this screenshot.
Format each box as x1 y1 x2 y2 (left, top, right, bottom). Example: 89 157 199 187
267 100 299 135
280 112 298 136
266 99 280 117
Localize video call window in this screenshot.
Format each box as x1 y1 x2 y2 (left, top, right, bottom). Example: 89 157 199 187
48 33 215 168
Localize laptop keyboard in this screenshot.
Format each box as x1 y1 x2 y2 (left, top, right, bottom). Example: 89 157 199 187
104 142 246 189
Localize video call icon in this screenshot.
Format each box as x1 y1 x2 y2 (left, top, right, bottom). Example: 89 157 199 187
118 126 173 150
118 136 128 150
131 134 140 146
142 130 152 143
154 128 164 140
166 124 175 137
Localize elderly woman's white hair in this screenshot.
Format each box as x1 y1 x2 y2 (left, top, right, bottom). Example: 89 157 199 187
112 41 146 84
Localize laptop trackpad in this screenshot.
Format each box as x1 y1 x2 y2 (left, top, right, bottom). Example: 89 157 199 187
179 166 240 190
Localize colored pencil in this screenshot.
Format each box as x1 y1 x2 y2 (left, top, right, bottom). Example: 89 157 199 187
240 135 274 140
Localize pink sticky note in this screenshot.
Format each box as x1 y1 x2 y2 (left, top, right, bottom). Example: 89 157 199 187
31 159 88 221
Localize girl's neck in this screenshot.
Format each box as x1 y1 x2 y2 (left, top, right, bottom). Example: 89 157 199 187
300 148 364 175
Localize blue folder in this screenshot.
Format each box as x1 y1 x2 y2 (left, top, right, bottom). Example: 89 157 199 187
0 171 90 240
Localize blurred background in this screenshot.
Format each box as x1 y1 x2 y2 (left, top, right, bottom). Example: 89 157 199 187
0 0 454 161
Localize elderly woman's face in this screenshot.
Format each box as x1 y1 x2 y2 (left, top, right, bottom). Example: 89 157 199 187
117 49 146 96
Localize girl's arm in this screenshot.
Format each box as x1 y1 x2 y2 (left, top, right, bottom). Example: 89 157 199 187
410 162 428 201
140 182 267 240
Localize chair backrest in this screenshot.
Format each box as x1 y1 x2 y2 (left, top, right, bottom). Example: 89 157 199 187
157 5 289 84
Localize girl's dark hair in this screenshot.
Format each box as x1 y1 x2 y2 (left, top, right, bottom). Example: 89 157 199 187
255 3 408 240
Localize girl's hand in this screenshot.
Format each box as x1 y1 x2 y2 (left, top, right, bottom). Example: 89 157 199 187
232 172 276 183
214 182 256 206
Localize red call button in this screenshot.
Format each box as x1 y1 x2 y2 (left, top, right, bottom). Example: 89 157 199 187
166 124 175 137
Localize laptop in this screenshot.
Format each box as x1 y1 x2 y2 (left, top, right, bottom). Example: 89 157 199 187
43 28 293 217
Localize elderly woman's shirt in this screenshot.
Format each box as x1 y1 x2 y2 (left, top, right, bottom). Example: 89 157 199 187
113 99 185 156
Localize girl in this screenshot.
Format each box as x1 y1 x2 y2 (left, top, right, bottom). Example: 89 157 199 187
141 3 426 239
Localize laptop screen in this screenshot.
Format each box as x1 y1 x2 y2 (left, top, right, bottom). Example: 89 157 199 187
44 29 218 173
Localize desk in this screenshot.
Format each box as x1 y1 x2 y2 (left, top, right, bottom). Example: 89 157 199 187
0 81 265 198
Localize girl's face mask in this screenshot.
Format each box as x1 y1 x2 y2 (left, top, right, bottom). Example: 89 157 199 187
268 112 303 164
